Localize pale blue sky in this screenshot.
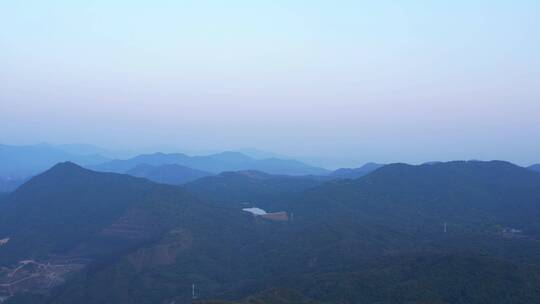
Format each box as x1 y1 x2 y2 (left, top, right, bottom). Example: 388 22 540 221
1 1 539 167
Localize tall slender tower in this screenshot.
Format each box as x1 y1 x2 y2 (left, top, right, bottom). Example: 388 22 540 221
444 222 447 233
192 283 196 300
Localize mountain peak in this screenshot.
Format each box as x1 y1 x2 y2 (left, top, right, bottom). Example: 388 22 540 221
47 161 88 174
92 150 328 176
15 162 93 188
52 161 82 168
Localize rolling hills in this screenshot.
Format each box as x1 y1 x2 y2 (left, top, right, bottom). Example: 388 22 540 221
184 170 329 209
287 161 540 228
91 151 330 176
329 162 385 179
3 160 540 303
126 163 213 185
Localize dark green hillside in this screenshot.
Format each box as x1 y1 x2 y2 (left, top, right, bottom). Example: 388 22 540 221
1 163 154 264
184 170 328 209
0 162 208 266
175 253 540 304
287 161 540 234
5 160 540 304
277 253 540 304
196 289 319 304
330 162 385 179
1 163 305 303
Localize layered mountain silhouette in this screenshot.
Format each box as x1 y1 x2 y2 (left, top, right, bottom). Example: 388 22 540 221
91 151 330 176
3 160 540 304
126 163 213 185
329 162 385 179
0 144 109 179
184 170 330 209
55 143 133 159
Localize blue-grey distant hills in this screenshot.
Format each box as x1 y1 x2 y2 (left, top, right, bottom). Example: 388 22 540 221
91 151 330 176
529 164 540 173
0 177 28 193
330 162 385 179
234 148 290 160
126 163 213 185
0 144 109 179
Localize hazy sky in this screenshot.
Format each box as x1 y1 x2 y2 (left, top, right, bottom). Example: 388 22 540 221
1 0 539 167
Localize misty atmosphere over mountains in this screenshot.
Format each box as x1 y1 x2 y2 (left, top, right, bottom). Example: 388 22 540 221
1 143 540 303
2 1 540 303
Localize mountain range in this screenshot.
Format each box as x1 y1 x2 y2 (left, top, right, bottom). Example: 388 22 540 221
3 160 540 303
329 162 385 179
126 163 213 185
0 144 109 179
90 151 330 176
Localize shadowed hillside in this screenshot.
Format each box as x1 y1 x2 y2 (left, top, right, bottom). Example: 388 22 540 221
329 162 385 179
184 170 330 209
287 161 540 233
4 161 540 304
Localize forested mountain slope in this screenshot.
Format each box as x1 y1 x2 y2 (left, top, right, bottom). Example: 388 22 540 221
4 161 540 304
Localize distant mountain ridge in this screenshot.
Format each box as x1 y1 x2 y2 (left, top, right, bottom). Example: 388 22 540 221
126 163 213 185
56 143 134 159
0 161 253 301
91 151 330 176
0 162 305 303
330 162 385 179
0 144 109 179
184 170 329 209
